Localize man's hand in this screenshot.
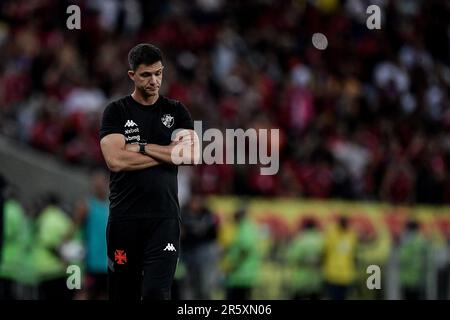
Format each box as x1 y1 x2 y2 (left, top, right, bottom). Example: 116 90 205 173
144 129 200 165
170 129 200 164
173 129 195 146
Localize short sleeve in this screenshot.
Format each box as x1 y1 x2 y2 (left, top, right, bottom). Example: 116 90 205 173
99 102 124 139
176 102 194 130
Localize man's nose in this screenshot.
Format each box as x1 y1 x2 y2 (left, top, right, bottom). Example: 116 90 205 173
149 75 157 84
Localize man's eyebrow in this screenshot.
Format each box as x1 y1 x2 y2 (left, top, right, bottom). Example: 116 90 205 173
139 67 164 75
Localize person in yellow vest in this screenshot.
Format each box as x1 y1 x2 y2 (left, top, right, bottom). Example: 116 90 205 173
323 215 357 300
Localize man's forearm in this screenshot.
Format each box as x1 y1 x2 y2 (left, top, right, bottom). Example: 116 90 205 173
145 142 199 165
110 149 160 172
144 144 177 164
144 129 200 165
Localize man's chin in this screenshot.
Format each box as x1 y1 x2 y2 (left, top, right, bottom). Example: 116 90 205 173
141 90 158 98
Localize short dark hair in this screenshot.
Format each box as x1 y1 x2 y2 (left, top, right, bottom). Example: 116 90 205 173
128 43 163 71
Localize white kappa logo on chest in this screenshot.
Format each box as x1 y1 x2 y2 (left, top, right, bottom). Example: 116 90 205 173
124 120 137 127
163 243 176 252
161 114 174 128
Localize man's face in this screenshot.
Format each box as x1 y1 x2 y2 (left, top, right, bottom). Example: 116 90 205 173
128 61 164 98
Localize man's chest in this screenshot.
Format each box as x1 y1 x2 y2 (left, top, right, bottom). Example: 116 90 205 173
122 109 177 145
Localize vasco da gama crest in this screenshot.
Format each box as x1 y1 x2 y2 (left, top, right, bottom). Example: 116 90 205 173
161 114 174 128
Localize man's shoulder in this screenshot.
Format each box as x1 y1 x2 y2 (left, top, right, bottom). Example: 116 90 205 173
101 96 131 118
160 95 182 108
107 95 130 108
160 96 191 117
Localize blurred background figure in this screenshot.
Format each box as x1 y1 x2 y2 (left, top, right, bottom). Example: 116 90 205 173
224 207 262 300
30 193 78 300
72 169 109 300
436 233 450 300
180 195 220 299
432 225 450 300
0 175 6 284
323 216 357 300
0 175 30 299
398 219 427 300
284 217 324 300
353 216 391 299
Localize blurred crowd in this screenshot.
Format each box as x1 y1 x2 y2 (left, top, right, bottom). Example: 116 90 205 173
1 170 450 300
0 0 449 204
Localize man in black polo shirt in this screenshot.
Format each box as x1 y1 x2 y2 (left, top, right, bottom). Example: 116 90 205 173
99 43 200 300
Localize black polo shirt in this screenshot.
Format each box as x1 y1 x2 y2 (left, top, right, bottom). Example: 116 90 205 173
99 95 194 221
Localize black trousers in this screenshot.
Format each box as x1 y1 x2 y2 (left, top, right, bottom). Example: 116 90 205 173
0 278 14 300
107 218 180 300
39 277 74 300
226 286 252 300
326 283 350 300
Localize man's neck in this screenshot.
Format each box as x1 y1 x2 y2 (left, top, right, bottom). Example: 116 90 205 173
131 90 159 105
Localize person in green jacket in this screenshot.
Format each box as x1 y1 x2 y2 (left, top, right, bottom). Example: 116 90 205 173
354 221 391 300
0 174 6 267
30 193 78 300
284 218 324 300
398 219 427 300
224 208 262 300
0 189 31 299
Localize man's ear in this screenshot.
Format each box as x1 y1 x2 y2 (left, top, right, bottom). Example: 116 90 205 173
127 70 135 81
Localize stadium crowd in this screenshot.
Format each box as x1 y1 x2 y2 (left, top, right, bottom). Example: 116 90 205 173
1 0 449 204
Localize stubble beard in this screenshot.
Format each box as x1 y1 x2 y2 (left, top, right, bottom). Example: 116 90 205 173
139 86 157 99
